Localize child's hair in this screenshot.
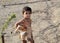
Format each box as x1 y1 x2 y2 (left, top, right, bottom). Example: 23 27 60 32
22 6 32 14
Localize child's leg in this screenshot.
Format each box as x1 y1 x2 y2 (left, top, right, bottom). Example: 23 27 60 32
20 31 27 43
27 34 34 43
29 37 34 43
22 35 27 43
22 40 27 43
20 35 27 43
30 34 34 43
27 38 34 43
30 40 34 43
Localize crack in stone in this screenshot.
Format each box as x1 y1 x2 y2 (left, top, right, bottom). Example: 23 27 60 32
34 23 60 43
2 0 51 7
39 23 60 34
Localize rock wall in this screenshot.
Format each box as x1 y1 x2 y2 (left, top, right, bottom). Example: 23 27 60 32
0 0 60 43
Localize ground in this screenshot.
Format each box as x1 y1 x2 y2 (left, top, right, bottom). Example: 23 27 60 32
0 0 60 43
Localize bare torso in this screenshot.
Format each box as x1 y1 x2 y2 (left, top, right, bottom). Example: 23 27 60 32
18 18 31 31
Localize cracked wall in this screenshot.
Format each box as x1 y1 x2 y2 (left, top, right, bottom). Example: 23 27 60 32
0 0 60 43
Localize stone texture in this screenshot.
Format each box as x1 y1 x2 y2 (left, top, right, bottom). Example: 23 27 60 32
0 0 60 43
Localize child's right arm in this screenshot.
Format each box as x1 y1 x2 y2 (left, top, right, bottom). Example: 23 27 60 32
13 19 23 33
13 25 21 33
15 19 23 28
15 21 21 28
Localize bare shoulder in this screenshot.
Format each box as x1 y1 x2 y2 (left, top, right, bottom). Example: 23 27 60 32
18 18 24 22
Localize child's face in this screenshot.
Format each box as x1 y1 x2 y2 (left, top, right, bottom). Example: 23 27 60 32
23 11 31 18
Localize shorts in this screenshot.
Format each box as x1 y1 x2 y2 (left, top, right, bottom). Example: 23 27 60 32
19 29 33 41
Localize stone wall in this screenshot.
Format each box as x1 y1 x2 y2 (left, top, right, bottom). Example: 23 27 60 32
0 0 60 43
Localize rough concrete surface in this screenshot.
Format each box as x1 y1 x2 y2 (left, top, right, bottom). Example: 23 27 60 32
0 0 60 43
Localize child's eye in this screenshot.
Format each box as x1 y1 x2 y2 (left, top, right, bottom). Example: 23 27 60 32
26 13 28 14
26 13 30 14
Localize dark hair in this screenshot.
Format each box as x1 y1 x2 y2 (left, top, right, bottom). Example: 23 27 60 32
22 6 32 14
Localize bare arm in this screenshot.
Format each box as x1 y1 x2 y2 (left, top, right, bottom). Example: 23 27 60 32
15 21 21 28
13 25 22 33
15 19 24 28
